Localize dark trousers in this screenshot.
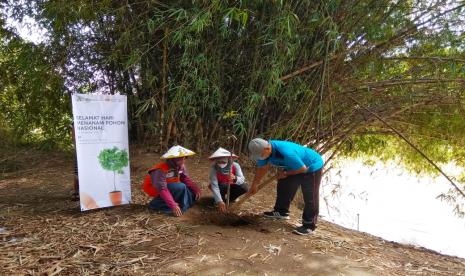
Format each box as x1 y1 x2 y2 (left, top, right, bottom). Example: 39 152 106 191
274 169 322 230
218 183 249 202
148 183 195 214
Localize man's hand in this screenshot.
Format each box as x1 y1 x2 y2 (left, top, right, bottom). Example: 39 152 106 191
248 165 269 196
195 192 201 201
230 173 236 183
276 170 287 180
217 201 227 213
172 206 182 217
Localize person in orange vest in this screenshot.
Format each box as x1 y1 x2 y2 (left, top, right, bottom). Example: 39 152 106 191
142 145 201 216
208 148 248 212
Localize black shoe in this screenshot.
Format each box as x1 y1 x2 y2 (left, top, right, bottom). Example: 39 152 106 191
293 226 313 235
263 211 290 220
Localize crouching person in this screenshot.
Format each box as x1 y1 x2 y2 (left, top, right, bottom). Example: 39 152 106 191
142 145 201 216
209 148 248 212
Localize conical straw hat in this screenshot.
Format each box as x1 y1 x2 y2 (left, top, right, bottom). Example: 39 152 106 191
208 147 238 159
161 145 196 159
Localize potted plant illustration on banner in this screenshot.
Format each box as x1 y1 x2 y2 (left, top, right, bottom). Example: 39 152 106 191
98 147 129 206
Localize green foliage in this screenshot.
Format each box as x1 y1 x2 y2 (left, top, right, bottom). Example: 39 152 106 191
97 147 129 174
0 15 70 149
2 0 465 172
98 147 129 191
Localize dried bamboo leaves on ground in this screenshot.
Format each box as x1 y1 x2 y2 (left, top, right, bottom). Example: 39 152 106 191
1 149 465 275
1 204 199 274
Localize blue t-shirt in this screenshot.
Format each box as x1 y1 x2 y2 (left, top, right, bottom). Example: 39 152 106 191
256 140 323 173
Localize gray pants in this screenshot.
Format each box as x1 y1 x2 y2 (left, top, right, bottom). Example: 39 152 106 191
274 169 322 230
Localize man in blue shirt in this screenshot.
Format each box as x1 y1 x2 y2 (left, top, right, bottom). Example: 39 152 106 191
248 138 324 235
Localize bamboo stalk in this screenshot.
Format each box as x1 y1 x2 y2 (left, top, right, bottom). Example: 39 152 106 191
159 28 168 150
347 95 465 199
382 56 465 63
281 3 465 83
280 60 325 82
230 176 277 210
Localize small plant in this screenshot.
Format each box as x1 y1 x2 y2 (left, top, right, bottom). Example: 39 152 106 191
98 147 129 191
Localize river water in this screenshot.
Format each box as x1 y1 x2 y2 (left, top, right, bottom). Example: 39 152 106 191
320 159 465 259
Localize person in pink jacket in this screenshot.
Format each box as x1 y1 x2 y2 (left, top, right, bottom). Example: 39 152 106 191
143 145 201 217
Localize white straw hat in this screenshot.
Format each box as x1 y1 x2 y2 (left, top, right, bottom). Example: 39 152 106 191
161 145 196 159
208 147 238 159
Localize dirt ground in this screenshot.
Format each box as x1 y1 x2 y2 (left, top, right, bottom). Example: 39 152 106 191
1 147 465 275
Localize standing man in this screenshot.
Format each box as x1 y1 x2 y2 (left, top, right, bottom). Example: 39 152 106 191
248 138 324 235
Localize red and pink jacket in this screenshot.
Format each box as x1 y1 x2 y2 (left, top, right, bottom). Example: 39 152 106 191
142 162 200 209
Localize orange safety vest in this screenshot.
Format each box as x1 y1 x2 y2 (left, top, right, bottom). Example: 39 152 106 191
216 164 237 184
142 162 180 197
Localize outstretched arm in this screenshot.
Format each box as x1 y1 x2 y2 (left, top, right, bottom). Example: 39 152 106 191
249 164 270 194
